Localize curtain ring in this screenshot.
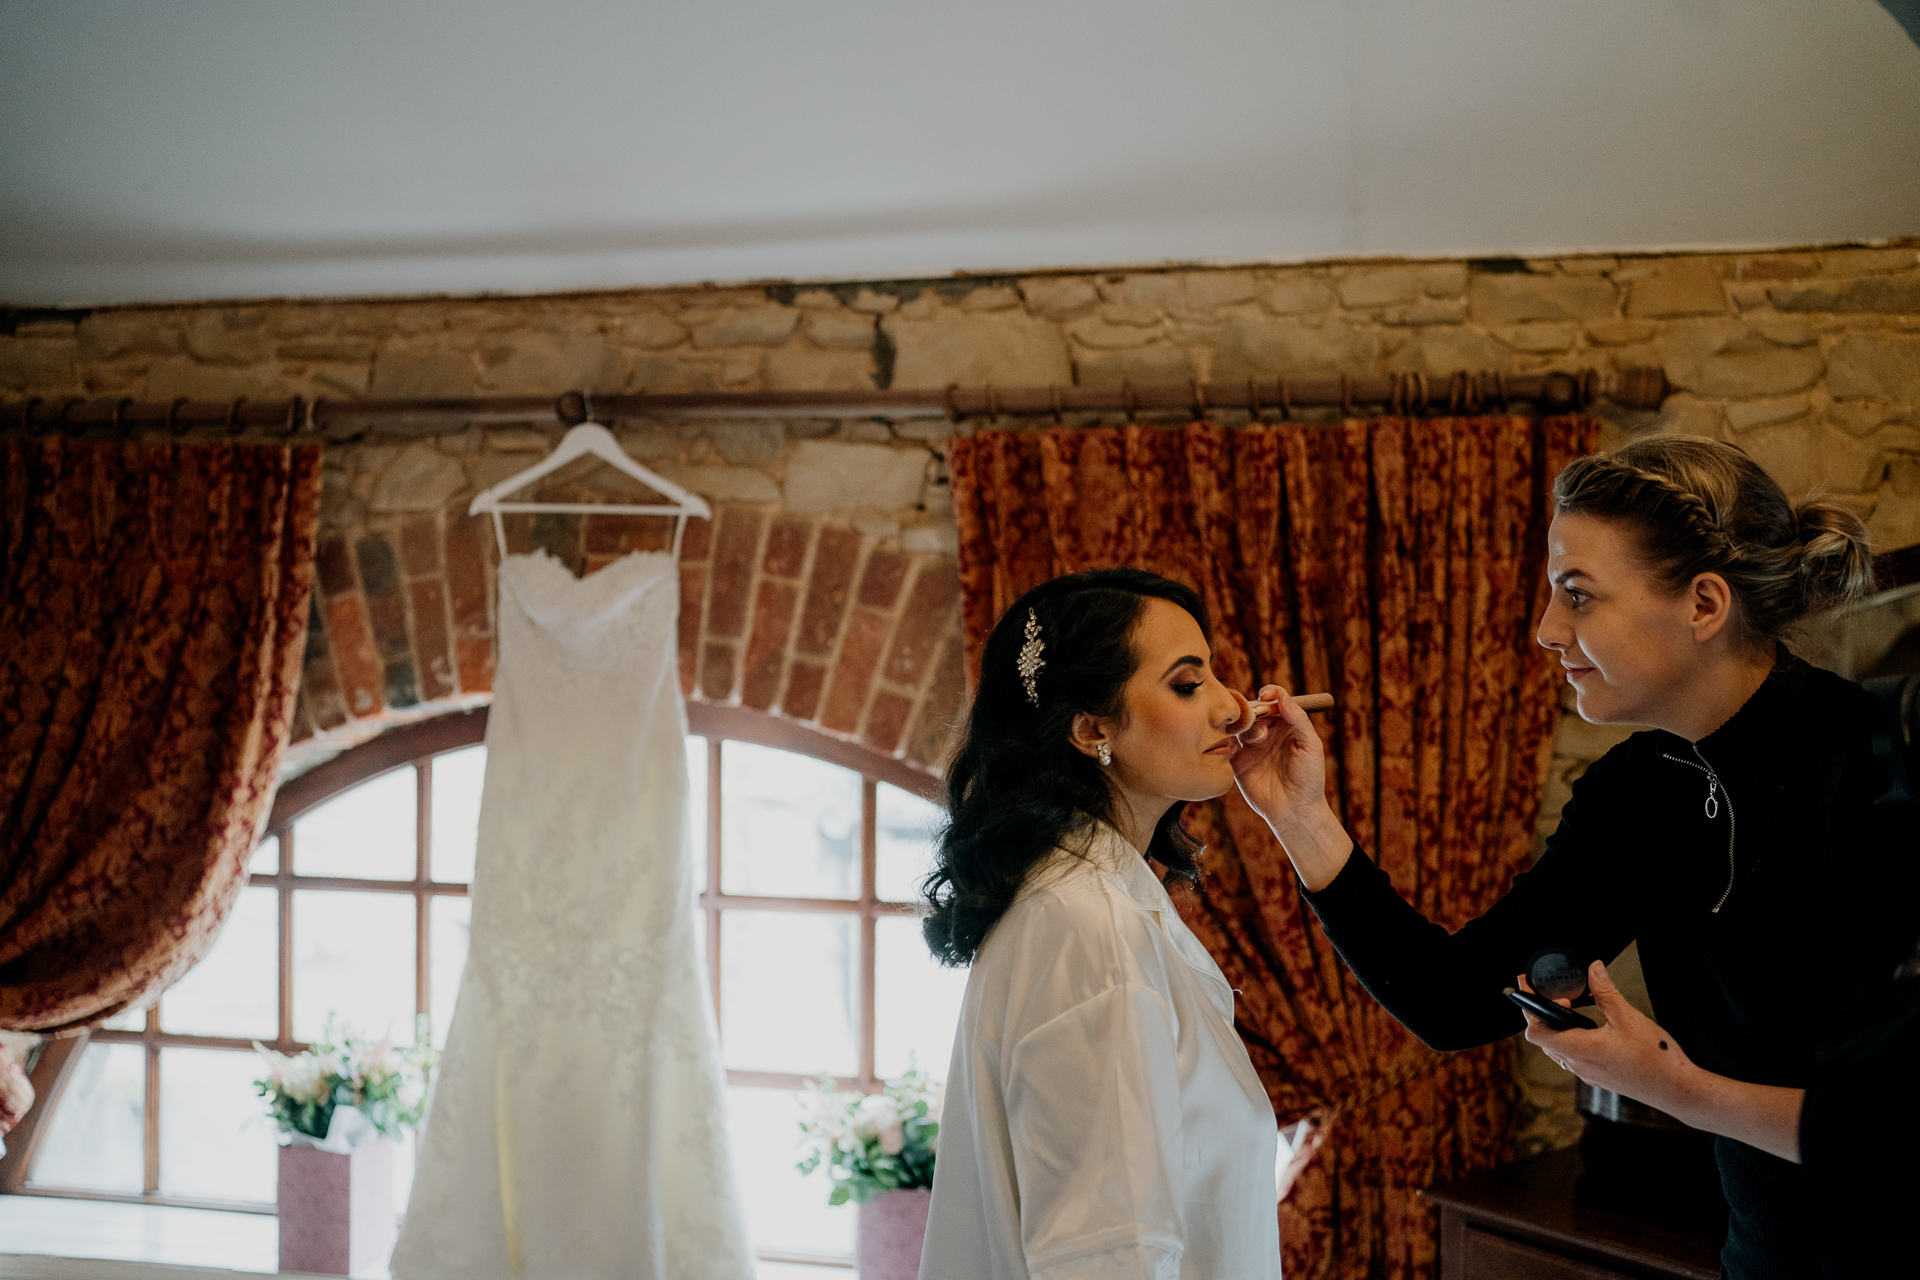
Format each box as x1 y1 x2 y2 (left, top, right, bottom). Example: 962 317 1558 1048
1246 378 1262 425
1448 372 1464 415
555 390 587 425
1416 372 1430 416
111 397 132 431
1494 372 1508 412
19 397 42 433
1580 369 1599 407
986 384 999 423
59 398 85 429
226 397 248 436
1340 374 1354 419
945 383 962 424
1388 374 1404 417
1278 377 1291 421
1189 379 1207 420
582 390 595 422
306 396 327 434
166 396 190 434
285 396 304 435
1122 380 1138 424
1049 385 1065 424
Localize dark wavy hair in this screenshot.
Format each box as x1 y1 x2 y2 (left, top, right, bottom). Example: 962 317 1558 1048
921 567 1210 968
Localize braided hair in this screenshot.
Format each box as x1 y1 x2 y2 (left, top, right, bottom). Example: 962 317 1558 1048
1553 436 1875 652
921 568 1208 968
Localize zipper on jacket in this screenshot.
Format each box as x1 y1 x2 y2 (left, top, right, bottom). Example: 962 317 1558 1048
1662 747 1738 913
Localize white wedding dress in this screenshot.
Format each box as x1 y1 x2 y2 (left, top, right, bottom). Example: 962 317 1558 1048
392 551 753 1280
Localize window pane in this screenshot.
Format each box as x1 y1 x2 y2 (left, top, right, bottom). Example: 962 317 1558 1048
429 895 471 1050
100 1005 147 1032
158 1048 277 1203
295 765 416 880
721 742 859 900
874 915 970 1082
162 886 277 1040
687 735 709 895
292 891 416 1044
28 1043 144 1193
875 782 943 904
431 746 486 883
720 912 857 1076
727 1085 854 1257
250 834 279 875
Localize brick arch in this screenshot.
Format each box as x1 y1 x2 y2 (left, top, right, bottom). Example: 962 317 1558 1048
292 498 969 772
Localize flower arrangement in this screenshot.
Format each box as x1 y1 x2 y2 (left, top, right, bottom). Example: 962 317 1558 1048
796 1069 942 1206
254 1018 437 1144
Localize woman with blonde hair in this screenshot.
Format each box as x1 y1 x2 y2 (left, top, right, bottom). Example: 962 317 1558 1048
1233 435 1916 1279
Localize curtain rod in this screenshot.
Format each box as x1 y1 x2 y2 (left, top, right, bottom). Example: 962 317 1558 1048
2 368 1666 440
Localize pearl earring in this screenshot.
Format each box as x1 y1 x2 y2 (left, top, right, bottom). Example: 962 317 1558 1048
1097 743 1112 767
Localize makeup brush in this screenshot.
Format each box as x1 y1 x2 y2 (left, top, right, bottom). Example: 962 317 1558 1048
1248 693 1335 716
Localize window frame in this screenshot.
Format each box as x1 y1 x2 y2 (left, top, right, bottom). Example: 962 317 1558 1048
13 703 945 1219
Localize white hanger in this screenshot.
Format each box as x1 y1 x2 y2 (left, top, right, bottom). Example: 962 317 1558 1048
467 410 712 561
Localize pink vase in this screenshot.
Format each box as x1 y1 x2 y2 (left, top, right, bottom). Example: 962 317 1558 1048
858 1187 932 1280
277 1136 395 1275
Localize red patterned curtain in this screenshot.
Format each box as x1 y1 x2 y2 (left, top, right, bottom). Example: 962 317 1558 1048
0 439 321 1043
948 415 1598 1280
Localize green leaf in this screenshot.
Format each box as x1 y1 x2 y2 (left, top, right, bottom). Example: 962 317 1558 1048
828 1186 851 1207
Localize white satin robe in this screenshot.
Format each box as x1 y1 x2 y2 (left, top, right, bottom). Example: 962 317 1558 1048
920 822 1282 1280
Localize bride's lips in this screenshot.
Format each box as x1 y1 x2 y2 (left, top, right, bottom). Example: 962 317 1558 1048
1204 738 1238 756
1563 663 1595 682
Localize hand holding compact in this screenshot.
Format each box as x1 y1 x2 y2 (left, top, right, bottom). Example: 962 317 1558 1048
1520 960 1696 1109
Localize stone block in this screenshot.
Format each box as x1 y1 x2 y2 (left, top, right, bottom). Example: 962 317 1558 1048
1735 253 1820 280
1259 278 1334 316
305 363 370 396
370 348 476 399
1626 267 1727 318
77 312 184 362
882 311 1073 389
627 355 719 393
1748 316 1815 347
1828 401 1910 437
712 421 786 466
1075 345 1197 388
1380 299 1466 326
1411 263 1467 297
185 312 273 365
276 337 377 363
0 337 77 390
1212 317 1382 381
1067 319 1155 350
1867 484 1920 551
655 464 781 504
1742 420 1887 498
960 286 1023 312
478 335 623 393
1828 335 1920 402
1182 271 1259 311
144 357 286 401
1819 248 1920 276
1729 283 1770 310
901 519 959 554
803 313 877 351
1770 276 1920 314
1725 397 1810 432
1495 323 1580 354
1382 327 1512 376
1656 322 1824 399
1020 277 1099 319
784 441 929 514
610 313 689 349
1557 256 1618 277
372 445 467 513
694 308 801 348
847 289 901 315
1102 304 1162 327
843 421 893 444
1469 275 1618 325
1586 319 1658 346
852 514 901 539
1100 275 1186 313
485 427 555 453
1336 267 1419 308
763 347 873 391
793 290 842 310
13 319 74 339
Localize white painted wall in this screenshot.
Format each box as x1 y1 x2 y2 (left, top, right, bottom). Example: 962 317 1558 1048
1 0 1916 304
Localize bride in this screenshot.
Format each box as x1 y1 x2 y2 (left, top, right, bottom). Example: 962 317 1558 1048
919 567 1283 1280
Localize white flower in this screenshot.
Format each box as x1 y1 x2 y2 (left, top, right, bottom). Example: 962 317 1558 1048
280 1053 334 1103
877 1122 905 1155
853 1093 900 1141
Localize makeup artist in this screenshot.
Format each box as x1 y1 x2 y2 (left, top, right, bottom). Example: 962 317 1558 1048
1231 436 1919 1280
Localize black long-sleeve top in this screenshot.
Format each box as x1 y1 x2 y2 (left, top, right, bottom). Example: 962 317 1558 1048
1301 656 1920 1279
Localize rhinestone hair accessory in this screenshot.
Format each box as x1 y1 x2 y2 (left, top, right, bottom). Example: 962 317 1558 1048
1016 608 1047 705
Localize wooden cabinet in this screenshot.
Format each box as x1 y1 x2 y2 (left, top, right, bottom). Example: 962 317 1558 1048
1423 1147 1725 1280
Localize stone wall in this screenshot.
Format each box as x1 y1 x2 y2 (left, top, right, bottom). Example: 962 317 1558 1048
7 242 1920 1146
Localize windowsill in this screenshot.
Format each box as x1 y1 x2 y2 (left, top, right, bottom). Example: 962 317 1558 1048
0 1193 850 1280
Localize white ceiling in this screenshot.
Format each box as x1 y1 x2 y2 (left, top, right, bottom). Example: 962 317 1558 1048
2 0 1917 306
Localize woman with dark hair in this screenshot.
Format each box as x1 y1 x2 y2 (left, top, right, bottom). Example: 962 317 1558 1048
919 567 1282 1280
1231 436 1917 1280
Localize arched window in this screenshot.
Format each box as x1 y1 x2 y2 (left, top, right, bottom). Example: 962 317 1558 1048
16 706 965 1269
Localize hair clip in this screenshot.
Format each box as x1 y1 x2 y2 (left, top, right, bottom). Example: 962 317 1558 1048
1016 609 1046 705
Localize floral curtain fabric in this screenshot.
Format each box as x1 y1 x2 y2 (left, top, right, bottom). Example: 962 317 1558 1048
0 439 321 1045
948 415 1598 1280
